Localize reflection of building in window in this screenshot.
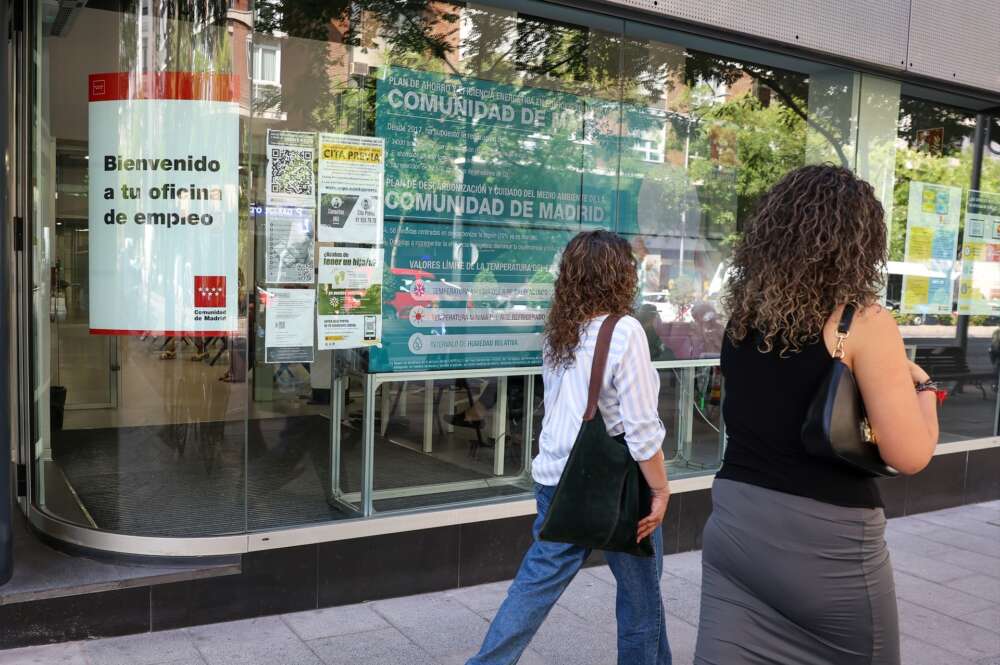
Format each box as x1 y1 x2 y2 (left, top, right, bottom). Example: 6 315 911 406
632 137 665 163
252 40 286 120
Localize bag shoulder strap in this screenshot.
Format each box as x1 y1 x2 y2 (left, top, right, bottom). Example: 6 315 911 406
838 303 857 335
583 314 622 421
834 304 856 359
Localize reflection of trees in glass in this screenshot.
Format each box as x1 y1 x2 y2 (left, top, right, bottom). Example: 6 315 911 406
116 1 232 74
358 284 383 314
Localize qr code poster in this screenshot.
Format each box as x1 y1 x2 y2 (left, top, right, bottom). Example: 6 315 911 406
266 129 316 208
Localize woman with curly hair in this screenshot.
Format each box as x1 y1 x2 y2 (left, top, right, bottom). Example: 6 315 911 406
467 230 672 665
694 164 939 665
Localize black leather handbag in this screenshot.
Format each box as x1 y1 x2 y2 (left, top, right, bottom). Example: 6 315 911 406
539 315 654 557
801 304 898 477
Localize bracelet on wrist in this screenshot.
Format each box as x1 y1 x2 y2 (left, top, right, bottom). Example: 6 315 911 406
915 379 938 393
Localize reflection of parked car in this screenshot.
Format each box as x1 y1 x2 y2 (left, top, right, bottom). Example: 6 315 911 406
385 267 439 319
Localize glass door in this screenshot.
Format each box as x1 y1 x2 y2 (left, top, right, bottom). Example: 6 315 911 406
52 141 119 411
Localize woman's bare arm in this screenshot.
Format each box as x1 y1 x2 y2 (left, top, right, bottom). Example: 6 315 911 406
846 307 938 475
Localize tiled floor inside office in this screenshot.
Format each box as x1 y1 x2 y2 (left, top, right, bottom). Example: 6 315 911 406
5 501 999 665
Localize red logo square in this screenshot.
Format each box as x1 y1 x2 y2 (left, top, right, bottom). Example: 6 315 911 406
195 276 226 308
91 78 106 98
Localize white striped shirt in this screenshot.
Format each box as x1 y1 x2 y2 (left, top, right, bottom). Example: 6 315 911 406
532 315 666 486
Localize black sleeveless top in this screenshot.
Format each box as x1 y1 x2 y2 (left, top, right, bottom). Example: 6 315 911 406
717 328 883 509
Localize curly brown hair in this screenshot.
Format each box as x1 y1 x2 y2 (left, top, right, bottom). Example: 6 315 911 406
723 164 887 354
545 230 637 368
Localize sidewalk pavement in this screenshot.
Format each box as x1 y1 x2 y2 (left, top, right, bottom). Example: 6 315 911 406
3 501 998 665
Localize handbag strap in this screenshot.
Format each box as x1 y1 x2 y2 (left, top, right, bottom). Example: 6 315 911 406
583 314 622 421
833 304 857 359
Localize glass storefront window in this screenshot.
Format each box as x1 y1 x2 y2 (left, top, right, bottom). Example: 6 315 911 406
25 0 998 542
888 100 1000 442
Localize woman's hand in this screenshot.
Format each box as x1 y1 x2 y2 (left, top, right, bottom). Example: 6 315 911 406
636 486 670 543
907 360 931 385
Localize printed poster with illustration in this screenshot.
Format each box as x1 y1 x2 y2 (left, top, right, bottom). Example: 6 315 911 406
901 181 962 315
958 190 1000 315
317 246 382 349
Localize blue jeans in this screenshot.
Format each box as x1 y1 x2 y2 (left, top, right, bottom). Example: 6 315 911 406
468 484 671 665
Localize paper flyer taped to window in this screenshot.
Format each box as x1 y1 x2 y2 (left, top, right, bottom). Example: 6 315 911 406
317 133 384 244
264 288 315 364
265 207 315 285
317 246 382 349
901 181 962 315
958 190 1000 316
266 129 316 208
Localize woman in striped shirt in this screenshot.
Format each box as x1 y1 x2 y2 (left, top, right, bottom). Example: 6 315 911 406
467 230 673 665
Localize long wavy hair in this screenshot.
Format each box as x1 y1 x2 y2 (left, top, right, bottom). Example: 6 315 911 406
545 230 637 369
723 164 887 354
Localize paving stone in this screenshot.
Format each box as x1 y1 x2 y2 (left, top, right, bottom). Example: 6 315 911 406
554 573 617 631
884 530 956 558
665 614 699 665
918 527 1000 559
372 594 489 657
895 571 996 617
662 550 703 586
437 648 551 665
307 627 436 665
899 635 977 665
898 600 1000 662
929 503 1000 526
889 547 978 584
187 617 322 665
529 605 617 665
445 580 511 617
81 629 200 665
915 514 1000 542
961 606 1000 634
948 575 1000 605
935 548 1000 579
582 565 616 586
887 517 941 536
282 603 390 641
662 573 702 628
0 642 87 665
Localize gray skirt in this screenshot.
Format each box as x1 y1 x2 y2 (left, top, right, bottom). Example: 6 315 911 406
694 479 900 665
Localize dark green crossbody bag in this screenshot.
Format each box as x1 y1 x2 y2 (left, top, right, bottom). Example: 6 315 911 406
538 315 654 557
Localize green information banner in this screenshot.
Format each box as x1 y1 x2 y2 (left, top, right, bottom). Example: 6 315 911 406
372 67 731 372
376 67 618 228
369 221 569 373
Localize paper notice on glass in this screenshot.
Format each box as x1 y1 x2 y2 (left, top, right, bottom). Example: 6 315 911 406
87 72 239 336
901 181 962 315
264 288 316 364
265 207 315 285
317 246 382 349
317 134 384 244
266 130 316 208
958 190 1000 315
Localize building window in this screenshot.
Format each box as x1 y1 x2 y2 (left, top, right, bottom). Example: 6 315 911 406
253 43 280 86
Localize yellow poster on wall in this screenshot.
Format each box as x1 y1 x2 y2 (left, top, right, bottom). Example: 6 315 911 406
958 190 1000 316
